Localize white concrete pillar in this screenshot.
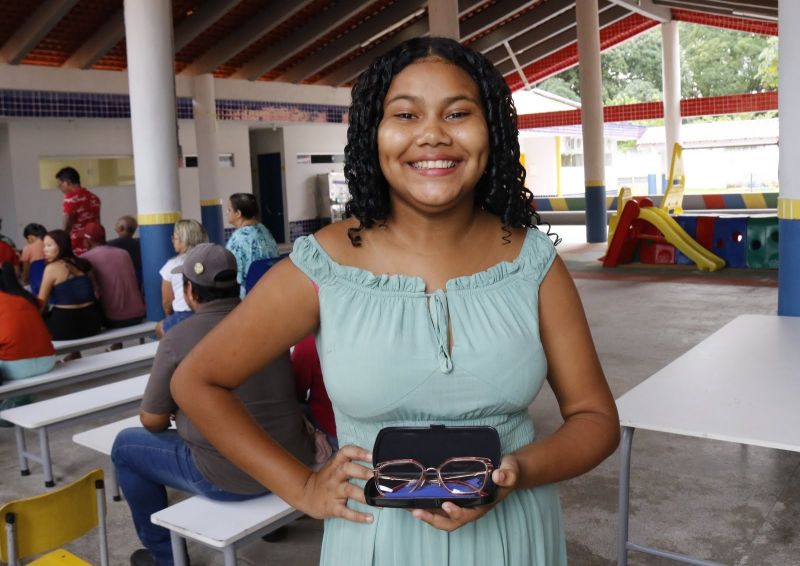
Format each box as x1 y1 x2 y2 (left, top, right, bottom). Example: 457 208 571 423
124 0 181 320
428 0 459 39
778 0 800 315
661 20 681 178
193 73 224 244
576 0 606 242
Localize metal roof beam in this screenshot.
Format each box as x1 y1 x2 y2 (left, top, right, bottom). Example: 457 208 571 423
653 0 776 19
173 0 242 52
493 5 630 75
276 1 428 84
319 19 431 86
0 0 79 64
316 0 493 86
488 2 622 66
460 0 540 42
607 0 671 22
468 0 574 54
64 8 124 69
232 1 366 81
181 0 315 75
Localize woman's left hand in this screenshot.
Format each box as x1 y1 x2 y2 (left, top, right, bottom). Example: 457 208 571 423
410 454 520 532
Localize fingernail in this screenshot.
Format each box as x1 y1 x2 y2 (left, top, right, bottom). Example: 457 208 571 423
412 510 423 519
365 515 374 523
365 452 373 461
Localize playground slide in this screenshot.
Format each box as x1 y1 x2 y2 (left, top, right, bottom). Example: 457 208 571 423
638 207 726 272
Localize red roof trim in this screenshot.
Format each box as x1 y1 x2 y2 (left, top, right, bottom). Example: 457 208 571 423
517 92 778 129
505 13 659 91
671 8 777 36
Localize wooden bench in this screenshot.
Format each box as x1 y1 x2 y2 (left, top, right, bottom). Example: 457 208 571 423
52 321 156 355
0 375 149 488
0 341 157 401
73 416 309 566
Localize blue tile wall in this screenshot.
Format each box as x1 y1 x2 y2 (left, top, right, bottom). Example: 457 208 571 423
0 89 194 119
0 89 349 124
289 218 331 241
216 99 348 124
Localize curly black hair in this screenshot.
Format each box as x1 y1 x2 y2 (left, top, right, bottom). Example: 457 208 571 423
344 36 549 246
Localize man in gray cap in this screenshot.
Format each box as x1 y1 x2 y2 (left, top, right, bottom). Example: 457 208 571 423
111 243 315 566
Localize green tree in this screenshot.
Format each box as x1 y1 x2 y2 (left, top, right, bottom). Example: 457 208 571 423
534 23 776 104
756 36 778 90
680 24 768 97
535 76 580 102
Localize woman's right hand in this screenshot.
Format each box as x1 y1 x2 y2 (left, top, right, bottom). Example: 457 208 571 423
300 444 375 524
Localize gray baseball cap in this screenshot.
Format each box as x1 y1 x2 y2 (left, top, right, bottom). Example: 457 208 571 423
172 243 238 288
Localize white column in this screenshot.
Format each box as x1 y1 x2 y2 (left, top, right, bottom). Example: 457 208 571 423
193 73 220 203
576 0 606 242
123 0 181 320
661 20 681 176
428 0 459 40
124 0 180 216
778 0 800 315
193 73 225 244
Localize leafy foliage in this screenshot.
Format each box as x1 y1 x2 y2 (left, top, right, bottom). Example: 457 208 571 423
534 23 777 105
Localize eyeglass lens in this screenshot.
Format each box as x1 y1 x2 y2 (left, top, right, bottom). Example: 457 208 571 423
376 458 489 498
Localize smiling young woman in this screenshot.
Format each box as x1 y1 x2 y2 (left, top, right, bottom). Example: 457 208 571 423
171 37 619 566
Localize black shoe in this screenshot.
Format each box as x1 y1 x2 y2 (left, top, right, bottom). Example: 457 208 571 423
261 525 289 542
130 547 190 566
130 549 157 566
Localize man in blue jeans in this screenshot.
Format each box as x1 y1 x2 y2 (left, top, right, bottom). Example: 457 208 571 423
111 244 314 566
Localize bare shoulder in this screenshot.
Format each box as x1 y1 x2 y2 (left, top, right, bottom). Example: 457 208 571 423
478 213 529 262
313 218 362 264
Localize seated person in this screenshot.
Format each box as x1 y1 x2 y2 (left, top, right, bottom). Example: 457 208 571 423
293 334 338 451
111 244 315 566
20 223 46 285
38 229 103 341
0 240 19 276
155 219 207 338
0 262 55 418
80 222 145 328
107 215 143 285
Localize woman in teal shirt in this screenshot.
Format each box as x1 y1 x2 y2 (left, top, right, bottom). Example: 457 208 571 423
225 193 278 299
174 38 619 565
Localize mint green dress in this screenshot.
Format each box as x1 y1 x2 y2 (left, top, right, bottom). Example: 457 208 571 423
290 228 566 566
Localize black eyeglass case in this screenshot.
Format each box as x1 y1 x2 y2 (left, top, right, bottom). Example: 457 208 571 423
364 424 502 509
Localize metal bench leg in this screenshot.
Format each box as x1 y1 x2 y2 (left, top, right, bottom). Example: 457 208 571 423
14 426 30 476
111 464 122 501
617 426 635 566
38 428 55 487
170 533 189 566
223 545 237 566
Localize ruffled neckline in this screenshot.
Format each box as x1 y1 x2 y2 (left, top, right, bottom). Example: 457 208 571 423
302 229 538 294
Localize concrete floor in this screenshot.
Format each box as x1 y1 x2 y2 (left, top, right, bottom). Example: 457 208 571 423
2 225 797 565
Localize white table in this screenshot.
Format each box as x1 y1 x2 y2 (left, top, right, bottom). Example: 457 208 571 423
615 314 800 566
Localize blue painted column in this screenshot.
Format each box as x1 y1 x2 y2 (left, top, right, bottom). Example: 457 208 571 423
124 0 182 321
201 199 225 245
139 214 180 321
575 0 607 243
778 0 800 316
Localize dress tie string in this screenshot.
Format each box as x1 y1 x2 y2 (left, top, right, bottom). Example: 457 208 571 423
428 290 453 374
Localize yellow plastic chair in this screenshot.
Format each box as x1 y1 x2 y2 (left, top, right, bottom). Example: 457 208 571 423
0 469 108 566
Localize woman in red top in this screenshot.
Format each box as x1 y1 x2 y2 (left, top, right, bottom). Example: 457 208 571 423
0 262 56 383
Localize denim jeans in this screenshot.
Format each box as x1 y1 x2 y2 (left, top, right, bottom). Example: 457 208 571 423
111 428 265 566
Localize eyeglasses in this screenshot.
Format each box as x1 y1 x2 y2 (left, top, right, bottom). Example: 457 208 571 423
373 457 493 498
